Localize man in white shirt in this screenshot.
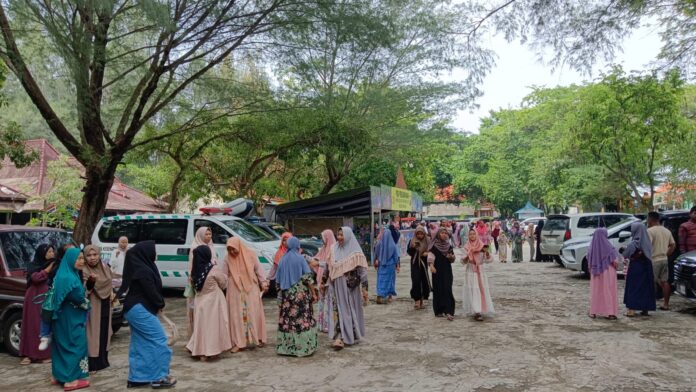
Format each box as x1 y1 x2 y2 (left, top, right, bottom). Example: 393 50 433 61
109 236 129 277
647 212 676 311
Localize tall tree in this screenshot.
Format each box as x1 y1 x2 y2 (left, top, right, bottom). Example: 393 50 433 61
0 0 292 242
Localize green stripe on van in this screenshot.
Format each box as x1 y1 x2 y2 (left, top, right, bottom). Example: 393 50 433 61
161 271 169 277
259 256 270 264
156 255 189 262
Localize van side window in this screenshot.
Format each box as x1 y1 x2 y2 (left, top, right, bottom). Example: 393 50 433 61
194 220 230 244
603 215 623 227
577 216 599 229
98 220 141 243
141 219 188 245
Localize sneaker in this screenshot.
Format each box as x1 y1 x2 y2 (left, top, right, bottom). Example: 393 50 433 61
39 336 51 351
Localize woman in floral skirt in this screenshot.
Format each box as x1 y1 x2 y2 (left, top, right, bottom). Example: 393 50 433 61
276 237 318 357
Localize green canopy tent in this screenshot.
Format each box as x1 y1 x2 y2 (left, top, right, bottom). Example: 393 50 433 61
515 201 544 220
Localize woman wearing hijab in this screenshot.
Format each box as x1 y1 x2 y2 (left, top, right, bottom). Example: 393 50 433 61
20 244 55 365
509 222 525 263
407 226 431 310
428 228 456 321
462 230 495 321
534 221 545 262
587 228 620 320
313 229 337 333
268 232 293 283
225 237 269 352
491 221 501 253
327 226 369 350
476 221 491 252
276 237 318 357
82 245 113 372
186 226 216 338
186 245 232 360
388 224 401 249
623 222 656 317
374 228 400 305
498 231 510 263
50 248 90 391
109 236 129 278
119 241 175 389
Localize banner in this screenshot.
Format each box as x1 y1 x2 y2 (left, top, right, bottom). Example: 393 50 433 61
391 187 413 211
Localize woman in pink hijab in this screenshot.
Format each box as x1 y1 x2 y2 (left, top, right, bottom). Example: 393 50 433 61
186 226 217 338
476 221 491 251
313 229 337 333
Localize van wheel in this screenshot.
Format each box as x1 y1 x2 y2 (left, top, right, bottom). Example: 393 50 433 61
3 311 22 357
581 258 590 279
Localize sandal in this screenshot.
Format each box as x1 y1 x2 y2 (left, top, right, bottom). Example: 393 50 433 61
606 315 618 320
64 379 90 391
230 346 241 353
446 314 454 321
474 314 483 321
659 306 670 311
331 340 344 350
625 312 636 318
151 376 177 389
20 357 31 365
588 314 596 319
640 311 650 316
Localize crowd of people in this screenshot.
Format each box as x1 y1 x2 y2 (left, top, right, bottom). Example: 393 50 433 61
14 207 696 390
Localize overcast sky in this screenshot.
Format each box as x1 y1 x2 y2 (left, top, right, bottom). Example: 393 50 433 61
451 25 664 133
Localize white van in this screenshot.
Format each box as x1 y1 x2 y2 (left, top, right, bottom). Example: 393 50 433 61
91 214 280 288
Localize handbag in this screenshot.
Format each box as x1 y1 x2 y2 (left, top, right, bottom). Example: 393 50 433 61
345 269 361 289
40 285 56 323
159 311 179 346
183 283 195 299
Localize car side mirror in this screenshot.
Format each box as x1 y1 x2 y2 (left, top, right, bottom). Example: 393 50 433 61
618 231 631 243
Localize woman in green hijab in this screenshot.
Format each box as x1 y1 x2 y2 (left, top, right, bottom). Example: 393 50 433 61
50 247 90 391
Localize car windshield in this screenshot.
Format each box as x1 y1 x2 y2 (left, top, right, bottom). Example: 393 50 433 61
544 217 568 230
0 230 75 271
220 219 276 242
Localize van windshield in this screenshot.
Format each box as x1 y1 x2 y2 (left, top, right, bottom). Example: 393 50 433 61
220 219 276 242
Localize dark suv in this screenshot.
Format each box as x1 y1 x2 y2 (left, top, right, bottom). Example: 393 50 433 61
668 211 696 300
0 226 124 356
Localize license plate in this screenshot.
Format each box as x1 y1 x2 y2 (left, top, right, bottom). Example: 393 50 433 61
677 283 686 295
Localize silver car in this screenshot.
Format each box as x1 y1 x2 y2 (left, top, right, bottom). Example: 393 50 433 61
540 212 636 258
559 218 637 276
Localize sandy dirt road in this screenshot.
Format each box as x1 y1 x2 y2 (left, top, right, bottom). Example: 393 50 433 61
3 245 696 391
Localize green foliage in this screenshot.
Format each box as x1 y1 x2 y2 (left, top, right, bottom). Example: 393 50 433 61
26 156 84 229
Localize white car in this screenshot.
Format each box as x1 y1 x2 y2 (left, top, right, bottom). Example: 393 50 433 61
540 212 637 258
519 217 546 231
92 214 280 288
559 218 637 276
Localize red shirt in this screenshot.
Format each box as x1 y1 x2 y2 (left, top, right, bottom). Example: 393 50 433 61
678 220 696 253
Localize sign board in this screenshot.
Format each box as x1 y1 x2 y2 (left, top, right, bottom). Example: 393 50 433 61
391 187 413 211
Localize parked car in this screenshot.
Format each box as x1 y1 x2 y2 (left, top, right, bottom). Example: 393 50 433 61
92 214 281 289
559 218 635 276
540 213 637 260
0 226 127 357
520 217 547 231
254 222 321 257
674 251 696 301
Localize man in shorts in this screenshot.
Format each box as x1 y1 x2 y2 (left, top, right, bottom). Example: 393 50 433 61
647 212 676 311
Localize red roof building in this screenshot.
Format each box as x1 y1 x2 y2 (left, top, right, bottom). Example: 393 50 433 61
0 139 165 224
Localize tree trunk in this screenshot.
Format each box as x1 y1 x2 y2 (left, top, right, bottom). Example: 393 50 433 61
72 165 117 245
168 170 185 213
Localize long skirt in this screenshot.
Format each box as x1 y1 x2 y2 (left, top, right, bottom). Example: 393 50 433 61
51 301 89 383
88 299 110 371
589 267 618 317
512 242 523 262
432 257 455 316
317 281 333 333
624 256 656 312
498 243 508 262
20 280 51 361
527 238 535 261
330 276 365 346
462 266 495 316
410 257 431 301
277 274 318 357
376 263 397 298
125 304 171 383
186 283 232 357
